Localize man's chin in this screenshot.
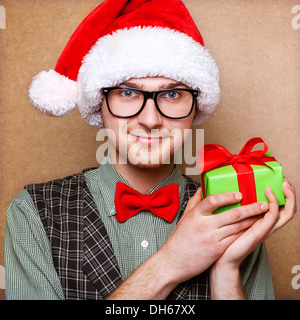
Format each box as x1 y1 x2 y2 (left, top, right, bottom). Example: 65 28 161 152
127 152 172 168
113 134 179 168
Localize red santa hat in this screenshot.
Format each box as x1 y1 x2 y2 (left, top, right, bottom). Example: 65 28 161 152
29 0 220 128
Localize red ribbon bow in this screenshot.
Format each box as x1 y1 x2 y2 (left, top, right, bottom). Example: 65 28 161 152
197 137 275 206
198 137 274 172
114 182 179 223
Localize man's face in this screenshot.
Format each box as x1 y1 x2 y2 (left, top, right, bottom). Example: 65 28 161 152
101 77 196 168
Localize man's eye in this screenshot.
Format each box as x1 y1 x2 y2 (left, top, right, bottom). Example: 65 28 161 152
120 89 136 98
163 91 181 99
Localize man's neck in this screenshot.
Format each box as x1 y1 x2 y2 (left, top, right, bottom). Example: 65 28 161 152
112 159 175 194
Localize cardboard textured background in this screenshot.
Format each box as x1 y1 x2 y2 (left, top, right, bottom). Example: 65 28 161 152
0 0 299 300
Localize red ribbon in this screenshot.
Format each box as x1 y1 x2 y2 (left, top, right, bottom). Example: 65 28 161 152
197 137 275 206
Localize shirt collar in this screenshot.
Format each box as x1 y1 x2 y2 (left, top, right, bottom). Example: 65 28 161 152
97 155 186 217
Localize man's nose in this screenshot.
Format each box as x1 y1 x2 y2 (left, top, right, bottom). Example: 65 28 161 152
136 98 163 129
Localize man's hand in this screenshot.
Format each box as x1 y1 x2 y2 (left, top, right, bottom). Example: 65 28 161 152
158 189 269 286
210 178 296 299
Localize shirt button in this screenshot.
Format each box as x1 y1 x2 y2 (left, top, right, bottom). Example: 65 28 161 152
141 240 149 249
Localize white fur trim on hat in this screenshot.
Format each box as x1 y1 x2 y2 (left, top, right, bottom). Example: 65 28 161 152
77 26 220 128
29 69 78 116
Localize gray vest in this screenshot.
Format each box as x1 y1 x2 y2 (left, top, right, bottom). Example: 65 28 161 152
26 169 210 300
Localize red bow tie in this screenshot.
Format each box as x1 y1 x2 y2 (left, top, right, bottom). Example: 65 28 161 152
114 182 179 223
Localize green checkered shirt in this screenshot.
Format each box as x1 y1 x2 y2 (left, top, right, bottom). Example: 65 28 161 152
5 157 274 299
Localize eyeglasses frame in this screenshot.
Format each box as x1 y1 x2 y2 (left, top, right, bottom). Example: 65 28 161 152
101 86 201 120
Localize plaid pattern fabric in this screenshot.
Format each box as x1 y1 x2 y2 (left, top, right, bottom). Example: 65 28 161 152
26 170 209 300
167 175 210 300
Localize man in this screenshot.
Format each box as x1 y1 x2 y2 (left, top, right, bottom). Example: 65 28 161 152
5 0 296 300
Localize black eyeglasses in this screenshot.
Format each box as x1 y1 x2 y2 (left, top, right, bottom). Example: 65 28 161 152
101 86 200 119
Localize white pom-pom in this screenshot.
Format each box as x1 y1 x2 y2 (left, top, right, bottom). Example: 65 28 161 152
29 69 78 116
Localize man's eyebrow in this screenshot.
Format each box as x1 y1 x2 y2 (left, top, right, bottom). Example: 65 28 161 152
163 82 189 89
119 81 189 90
119 81 141 89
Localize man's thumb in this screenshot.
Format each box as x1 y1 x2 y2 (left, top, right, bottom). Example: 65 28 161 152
184 187 202 214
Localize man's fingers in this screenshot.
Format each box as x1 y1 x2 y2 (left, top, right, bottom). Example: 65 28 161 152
282 178 297 215
215 200 269 227
185 188 202 212
219 230 244 248
218 215 262 241
194 192 269 228
266 180 296 236
197 192 243 215
264 186 279 217
243 187 281 242
180 188 202 220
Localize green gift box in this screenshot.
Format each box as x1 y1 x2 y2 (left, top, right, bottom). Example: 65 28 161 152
198 138 286 214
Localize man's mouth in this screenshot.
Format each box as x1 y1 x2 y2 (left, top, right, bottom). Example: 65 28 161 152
129 133 168 145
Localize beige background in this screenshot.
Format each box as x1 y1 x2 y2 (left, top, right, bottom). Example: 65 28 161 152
0 0 299 300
